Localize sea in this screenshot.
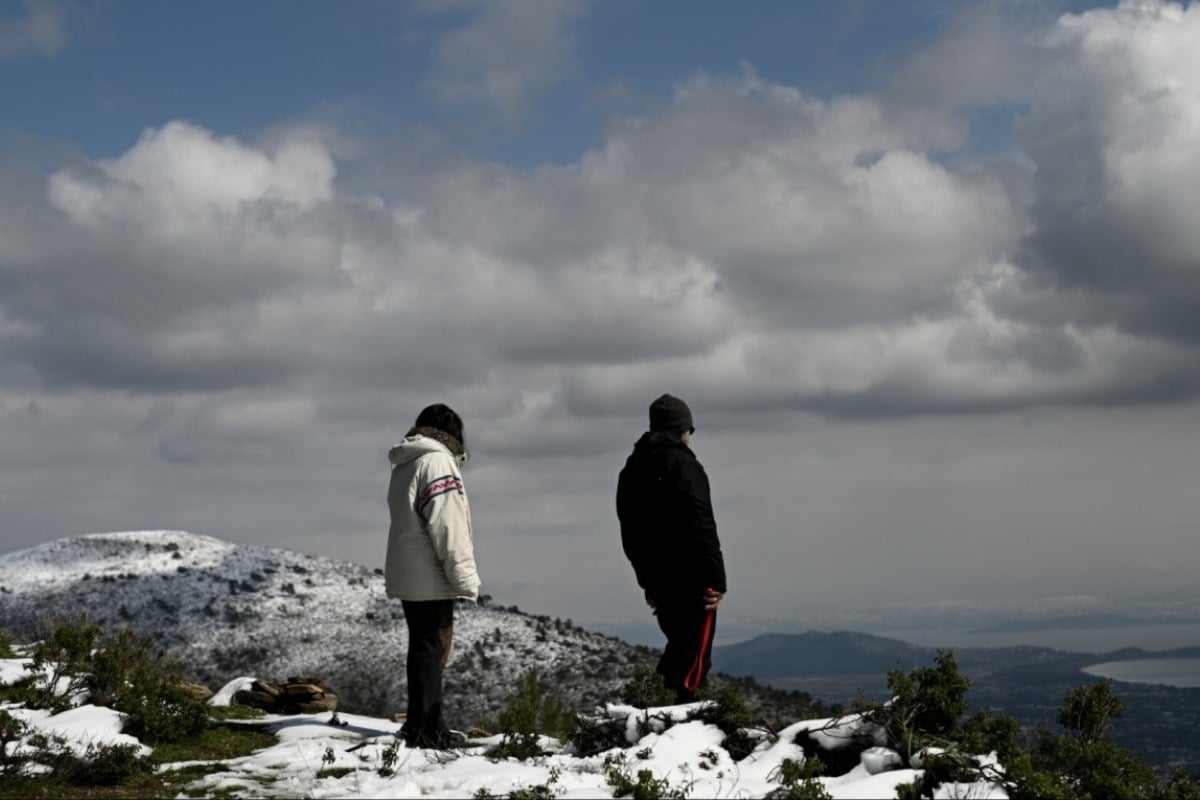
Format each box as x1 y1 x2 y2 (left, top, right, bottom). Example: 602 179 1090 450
886 623 1200 690
1081 658 1200 689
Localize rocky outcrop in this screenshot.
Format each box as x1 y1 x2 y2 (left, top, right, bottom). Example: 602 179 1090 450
232 676 338 714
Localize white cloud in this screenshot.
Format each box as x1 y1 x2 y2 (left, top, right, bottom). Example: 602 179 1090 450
48 121 335 231
5 1 1200 628
7 15 1199 416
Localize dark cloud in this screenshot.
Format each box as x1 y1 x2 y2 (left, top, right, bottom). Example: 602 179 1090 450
4 0 1200 638
1011 1 1200 343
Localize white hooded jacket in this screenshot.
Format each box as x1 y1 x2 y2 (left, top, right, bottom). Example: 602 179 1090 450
384 434 481 602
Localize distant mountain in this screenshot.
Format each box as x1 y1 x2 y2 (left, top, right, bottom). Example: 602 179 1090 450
711 629 1200 773
712 630 1200 686
0 531 821 727
712 630 932 679
967 613 1200 635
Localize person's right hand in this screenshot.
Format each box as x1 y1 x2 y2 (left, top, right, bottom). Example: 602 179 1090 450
703 588 724 611
645 589 657 612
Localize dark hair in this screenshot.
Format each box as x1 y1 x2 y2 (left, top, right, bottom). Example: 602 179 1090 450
414 403 465 450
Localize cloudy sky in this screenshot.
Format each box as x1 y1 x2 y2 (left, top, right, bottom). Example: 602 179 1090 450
3 0 1199 645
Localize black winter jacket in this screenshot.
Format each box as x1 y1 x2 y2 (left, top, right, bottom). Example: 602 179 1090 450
616 431 727 600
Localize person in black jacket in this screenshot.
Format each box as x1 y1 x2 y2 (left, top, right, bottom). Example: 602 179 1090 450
617 394 727 702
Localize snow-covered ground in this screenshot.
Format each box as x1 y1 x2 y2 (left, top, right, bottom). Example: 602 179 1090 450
0 531 1011 797
0 658 1007 799
0 530 654 723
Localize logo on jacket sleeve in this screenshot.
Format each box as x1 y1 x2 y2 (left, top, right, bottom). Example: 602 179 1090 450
417 474 465 513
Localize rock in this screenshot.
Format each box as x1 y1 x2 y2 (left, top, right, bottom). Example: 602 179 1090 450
177 681 214 702
232 676 338 714
233 689 278 709
296 697 338 713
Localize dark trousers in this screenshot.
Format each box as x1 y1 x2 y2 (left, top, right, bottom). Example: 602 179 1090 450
401 599 455 742
654 598 715 703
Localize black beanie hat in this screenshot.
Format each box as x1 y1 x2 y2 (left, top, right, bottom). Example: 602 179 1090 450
649 394 694 433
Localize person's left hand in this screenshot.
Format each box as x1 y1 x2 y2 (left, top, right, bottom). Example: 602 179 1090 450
703 588 724 611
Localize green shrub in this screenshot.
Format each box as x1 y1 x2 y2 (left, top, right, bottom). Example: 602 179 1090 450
604 752 685 799
619 665 675 709
887 651 971 746
53 742 154 787
22 617 211 745
493 668 575 742
693 681 758 761
1056 679 1122 744
1000 681 1157 800
377 738 400 777
86 626 210 744
0 709 28 777
957 708 1024 765
120 684 212 744
568 710 629 758
25 613 102 711
765 757 832 800
486 731 546 761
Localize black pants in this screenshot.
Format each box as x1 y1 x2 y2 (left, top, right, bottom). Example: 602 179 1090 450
654 598 715 703
401 599 455 743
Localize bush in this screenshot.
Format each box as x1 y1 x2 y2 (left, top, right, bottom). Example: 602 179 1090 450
25 612 102 711
568 710 629 758
494 667 575 741
86 626 210 744
851 651 1027 798
693 681 759 761
1057 679 1122 743
851 658 1200 800
486 731 546 761
619 665 675 709
1004 681 1160 800
21 616 210 745
120 685 211 744
766 757 832 800
604 752 684 799
0 709 28 777
486 668 576 760
53 742 154 787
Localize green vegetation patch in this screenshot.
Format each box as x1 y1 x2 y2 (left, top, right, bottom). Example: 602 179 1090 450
149 721 277 765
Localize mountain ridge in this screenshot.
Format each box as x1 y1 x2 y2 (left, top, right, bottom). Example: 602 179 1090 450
0 530 652 724
0 530 821 727
712 630 1200 682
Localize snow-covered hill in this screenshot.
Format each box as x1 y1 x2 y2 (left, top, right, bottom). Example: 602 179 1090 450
0 530 656 725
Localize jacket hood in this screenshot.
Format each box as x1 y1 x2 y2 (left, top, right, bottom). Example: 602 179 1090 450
388 434 455 467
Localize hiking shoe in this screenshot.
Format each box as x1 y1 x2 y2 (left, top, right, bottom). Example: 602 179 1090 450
407 728 468 749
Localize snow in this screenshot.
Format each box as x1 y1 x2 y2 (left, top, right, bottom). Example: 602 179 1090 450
0 665 1011 798
211 676 258 706
0 531 1014 798
6 704 151 759
0 658 28 686
0 530 656 727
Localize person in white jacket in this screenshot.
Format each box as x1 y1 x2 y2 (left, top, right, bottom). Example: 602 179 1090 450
385 403 480 749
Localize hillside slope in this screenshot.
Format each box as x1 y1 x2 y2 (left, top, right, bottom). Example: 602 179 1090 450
0 531 652 723
0 531 821 727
